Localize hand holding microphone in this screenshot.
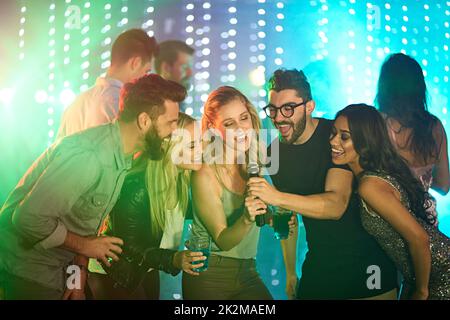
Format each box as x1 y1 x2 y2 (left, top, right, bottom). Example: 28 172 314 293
246 162 269 227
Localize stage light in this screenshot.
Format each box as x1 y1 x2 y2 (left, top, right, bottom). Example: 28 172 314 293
249 67 265 87
59 89 76 107
185 107 194 116
0 88 15 106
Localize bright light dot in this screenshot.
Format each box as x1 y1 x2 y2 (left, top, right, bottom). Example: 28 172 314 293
59 89 76 106
349 9 355 15
258 31 266 38
249 68 266 86
186 15 194 22
385 3 391 9
227 41 236 48
275 58 283 65
258 20 266 27
259 110 267 119
201 60 210 68
275 25 283 32
228 52 236 59
185 107 194 116
258 9 266 15
202 37 210 45
276 47 284 54
202 48 211 55
377 48 385 57
203 2 211 9
186 38 194 45
228 63 236 71
0 88 15 105
230 18 237 24
186 3 194 10
229 7 236 13
201 94 208 102
204 14 211 21
277 13 285 20
228 29 237 36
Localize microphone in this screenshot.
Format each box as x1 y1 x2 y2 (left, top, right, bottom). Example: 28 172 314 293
247 162 266 227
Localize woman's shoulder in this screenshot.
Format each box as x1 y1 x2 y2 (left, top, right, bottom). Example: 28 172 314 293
192 164 222 193
358 171 399 195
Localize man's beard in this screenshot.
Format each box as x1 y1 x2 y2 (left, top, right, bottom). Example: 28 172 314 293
144 124 165 160
279 108 307 145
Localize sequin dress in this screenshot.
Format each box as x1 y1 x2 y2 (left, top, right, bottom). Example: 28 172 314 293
358 171 450 300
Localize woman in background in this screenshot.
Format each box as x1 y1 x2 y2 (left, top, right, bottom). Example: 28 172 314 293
376 53 450 226
330 104 450 299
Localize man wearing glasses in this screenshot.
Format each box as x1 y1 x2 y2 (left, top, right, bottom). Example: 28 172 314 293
247 69 397 300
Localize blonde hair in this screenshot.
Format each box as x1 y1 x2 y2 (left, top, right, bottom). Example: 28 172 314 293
146 112 196 237
202 86 261 133
202 86 262 175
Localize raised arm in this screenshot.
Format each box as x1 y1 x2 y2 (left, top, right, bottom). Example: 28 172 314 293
191 165 262 251
248 168 353 220
359 176 431 300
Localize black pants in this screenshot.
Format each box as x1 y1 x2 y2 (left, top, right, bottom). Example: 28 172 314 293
88 270 160 300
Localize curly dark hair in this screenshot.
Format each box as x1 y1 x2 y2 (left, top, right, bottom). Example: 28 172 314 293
119 74 186 122
267 68 313 101
335 104 434 225
376 53 440 163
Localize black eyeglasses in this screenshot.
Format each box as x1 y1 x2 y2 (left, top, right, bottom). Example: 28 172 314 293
263 101 308 119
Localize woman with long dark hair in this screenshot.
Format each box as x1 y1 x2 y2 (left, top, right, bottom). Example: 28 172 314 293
376 53 449 226
330 104 450 300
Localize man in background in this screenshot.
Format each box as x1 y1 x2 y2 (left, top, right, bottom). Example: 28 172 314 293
57 29 158 138
154 40 194 112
